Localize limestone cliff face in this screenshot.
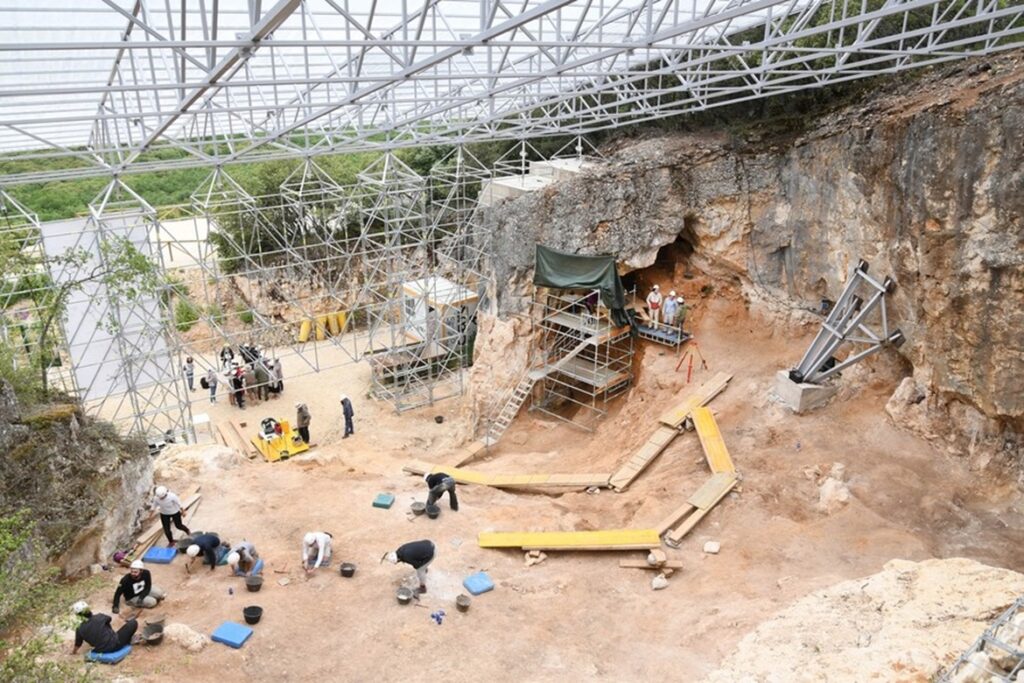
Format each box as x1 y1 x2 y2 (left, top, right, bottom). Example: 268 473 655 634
480 52 1024 467
0 382 153 576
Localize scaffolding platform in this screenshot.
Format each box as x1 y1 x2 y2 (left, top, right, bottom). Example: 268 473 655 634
636 323 690 347
541 310 629 344
551 355 631 392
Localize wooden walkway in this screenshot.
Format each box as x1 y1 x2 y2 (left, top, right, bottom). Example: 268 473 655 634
478 528 661 551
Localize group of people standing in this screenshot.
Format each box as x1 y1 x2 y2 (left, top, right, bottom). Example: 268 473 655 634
644 284 688 328
181 346 285 410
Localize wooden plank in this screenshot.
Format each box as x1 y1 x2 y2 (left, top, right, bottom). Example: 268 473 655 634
403 460 610 489
664 477 736 547
692 407 735 474
230 422 261 459
618 559 685 569
657 372 732 428
608 425 680 491
479 528 660 549
688 472 738 509
654 501 696 536
448 440 487 467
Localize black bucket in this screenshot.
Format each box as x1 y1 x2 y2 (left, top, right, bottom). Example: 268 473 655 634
340 563 356 578
245 575 264 592
243 606 263 625
426 504 441 519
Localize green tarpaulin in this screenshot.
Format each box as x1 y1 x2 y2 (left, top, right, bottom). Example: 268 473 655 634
533 245 631 327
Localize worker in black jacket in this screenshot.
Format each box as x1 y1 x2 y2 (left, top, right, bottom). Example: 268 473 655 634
70 601 137 654
424 472 458 511
382 540 435 594
112 560 166 613
185 532 222 572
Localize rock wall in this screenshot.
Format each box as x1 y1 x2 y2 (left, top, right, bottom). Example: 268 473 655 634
478 52 1024 469
0 381 153 576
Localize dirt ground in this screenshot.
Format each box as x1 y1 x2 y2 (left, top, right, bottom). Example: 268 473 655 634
74 288 1024 682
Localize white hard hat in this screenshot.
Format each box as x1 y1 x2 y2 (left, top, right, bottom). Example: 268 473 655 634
71 601 90 615
130 560 144 570
669 290 676 296
384 551 398 565
294 402 302 409
339 393 348 402
677 296 684 303
186 544 200 557
652 284 660 289
227 552 241 567
155 486 168 498
304 532 316 546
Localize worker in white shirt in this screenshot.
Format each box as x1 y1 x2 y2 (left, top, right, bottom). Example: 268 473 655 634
645 284 663 324
301 531 333 574
663 291 679 327
151 485 191 547
227 540 260 576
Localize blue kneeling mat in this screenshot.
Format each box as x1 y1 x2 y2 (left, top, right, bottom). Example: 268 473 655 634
234 558 265 577
142 546 177 564
372 493 395 509
463 571 495 595
85 645 132 664
211 622 253 649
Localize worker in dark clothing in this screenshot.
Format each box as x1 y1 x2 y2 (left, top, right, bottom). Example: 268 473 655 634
295 402 311 443
339 394 355 438
185 532 222 572
71 601 137 654
112 560 166 612
382 540 435 594
424 472 458 511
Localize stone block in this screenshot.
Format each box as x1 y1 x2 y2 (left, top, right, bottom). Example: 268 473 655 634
773 371 838 413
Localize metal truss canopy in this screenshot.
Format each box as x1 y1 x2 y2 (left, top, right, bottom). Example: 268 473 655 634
0 0 1022 185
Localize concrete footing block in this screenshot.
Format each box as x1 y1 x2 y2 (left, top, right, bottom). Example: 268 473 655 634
773 371 838 413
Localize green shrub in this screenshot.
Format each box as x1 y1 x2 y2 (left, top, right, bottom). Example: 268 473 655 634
205 303 224 324
236 306 254 325
174 298 200 332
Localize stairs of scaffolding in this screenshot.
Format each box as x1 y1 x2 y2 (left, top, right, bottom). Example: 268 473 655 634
481 335 598 447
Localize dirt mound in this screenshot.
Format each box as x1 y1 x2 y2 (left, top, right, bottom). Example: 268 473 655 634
154 444 244 481
704 558 1024 682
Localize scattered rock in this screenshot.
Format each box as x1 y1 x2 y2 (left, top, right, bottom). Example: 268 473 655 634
585 486 601 495
703 541 721 555
524 551 548 567
817 476 851 514
277 578 290 586
829 462 847 481
89 563 105 575
164 622 207 652
647 549 667 566
651 574 669 590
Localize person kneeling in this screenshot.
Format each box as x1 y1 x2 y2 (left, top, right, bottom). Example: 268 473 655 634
301 531 333 574
112 560 166 614
185 532 222 573
228 540 260 576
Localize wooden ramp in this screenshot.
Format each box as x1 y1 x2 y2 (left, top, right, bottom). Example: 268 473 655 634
657 471 738 548
404 460 610 489
692 407 735 474
479 528 661 551
607 372 733 491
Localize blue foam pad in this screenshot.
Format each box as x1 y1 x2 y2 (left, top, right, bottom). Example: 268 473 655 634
85 645 132 664
211 621 253 649
142 546 177 564
463 571 495 596
372 493 395 509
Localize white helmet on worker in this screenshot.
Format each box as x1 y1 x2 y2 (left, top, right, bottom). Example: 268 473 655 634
71 601 90 616
130 560 144 570
227 552 241 567
339 393 348 402
669 290 676 297
304 532 316 546
383 551 398 565
652 284 660 289
155 486 168 498
677 296 684 303
186 544 201 557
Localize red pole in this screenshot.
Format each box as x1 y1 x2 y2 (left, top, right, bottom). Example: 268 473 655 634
686 354 693 384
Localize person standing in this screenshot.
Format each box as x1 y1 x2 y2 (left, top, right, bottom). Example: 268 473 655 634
645 285 663 324
112 560 166 613
205 368 218 404
424 472 458 511
295 402 311 443
339 394 354 438
151 486 191 547
663 290 679 327
182 357 195 392
676 296 688 330
301 531 333 573
254 359 270 402
70 602 137 655
219 345 234 371
382 540 435 594
230 363 246 409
